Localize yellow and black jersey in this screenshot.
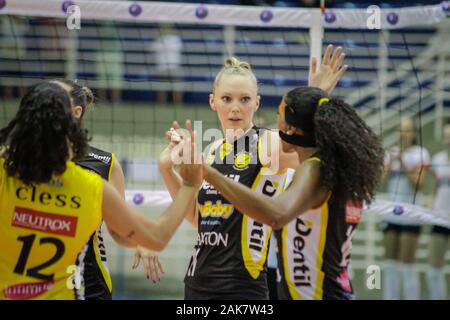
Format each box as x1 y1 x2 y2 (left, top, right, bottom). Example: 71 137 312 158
275 160 361 300
0 158 102 300
184 127 286 300
75 146 114 300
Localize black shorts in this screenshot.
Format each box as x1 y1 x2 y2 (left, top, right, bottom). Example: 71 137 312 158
267 267 278 300
381 222 421 234
84 266 112 300
431 225 450 236
184 284 269 300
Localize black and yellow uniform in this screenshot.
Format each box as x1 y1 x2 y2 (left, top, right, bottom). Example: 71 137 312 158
275 158 361 300
0 158 102 300
184 127 286 300
76 146 114 300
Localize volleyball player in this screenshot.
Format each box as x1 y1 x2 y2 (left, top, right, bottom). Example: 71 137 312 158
427 121 450 300
159 45 348 299
53 79 163 299
0 80 201 299
200 86 385 299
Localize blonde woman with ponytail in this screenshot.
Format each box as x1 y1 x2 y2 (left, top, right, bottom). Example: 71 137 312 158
159 45 347 299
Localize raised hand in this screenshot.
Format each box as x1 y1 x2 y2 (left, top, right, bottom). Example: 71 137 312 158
309 44 348 94
159 121 184 170
178 120 203 188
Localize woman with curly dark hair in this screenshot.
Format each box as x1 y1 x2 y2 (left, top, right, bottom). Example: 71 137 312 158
201 86 385 300
51 79 164 300
0 80 201 300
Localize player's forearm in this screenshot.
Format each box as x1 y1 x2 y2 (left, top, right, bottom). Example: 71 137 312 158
204 166 283 228
159 166 198 226
109 229 137 248
159 166 183 199
152 184 198 249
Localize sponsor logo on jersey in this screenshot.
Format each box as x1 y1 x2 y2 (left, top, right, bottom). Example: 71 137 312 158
248 220 266 253
88 152 111 164
198 231 229 247
345 202 362 224
262 180 279 197
12 207 78 237
15 185 82 209
291 218 313 287
233 151 252 171
4 281 54 300
198 201 234 219
201 174 240 194
219 143 233 161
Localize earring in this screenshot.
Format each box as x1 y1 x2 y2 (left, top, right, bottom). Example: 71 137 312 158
286 125 294 135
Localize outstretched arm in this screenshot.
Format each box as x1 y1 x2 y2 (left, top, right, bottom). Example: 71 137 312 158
204 159 329 229
106 157 138 248
103 121 202 251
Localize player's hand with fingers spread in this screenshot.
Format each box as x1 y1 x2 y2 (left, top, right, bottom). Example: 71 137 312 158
309 44 348 94
178 120 203 188
159 121 184 170
132 246 165 283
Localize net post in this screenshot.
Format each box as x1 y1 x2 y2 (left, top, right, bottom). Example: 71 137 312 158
223 25 236 60
309 9 323 69
65 31 79 80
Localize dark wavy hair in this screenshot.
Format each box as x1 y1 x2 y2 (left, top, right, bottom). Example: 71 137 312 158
0 81 88 184
284 87 384 205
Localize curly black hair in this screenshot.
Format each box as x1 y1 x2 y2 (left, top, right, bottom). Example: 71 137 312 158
284 87 385 205
0 81 89 184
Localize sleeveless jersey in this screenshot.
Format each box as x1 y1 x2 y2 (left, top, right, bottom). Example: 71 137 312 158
76 146 114 299
184 127 286 299
276 160 361 300
0 158 103 300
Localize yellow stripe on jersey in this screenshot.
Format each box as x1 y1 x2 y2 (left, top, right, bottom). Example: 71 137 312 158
281 223 303 300
241 172 266 280
307 157 321 163
93 225 113 292
241 170 286 280
313 203 329 300
108 153 115 182
94 153 114 293
257 133 263 165
241 215 272 279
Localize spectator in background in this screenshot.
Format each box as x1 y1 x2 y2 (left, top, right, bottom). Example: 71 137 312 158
427 121 450 300
96 21 123 104
382 116 431 300
151 24 183 106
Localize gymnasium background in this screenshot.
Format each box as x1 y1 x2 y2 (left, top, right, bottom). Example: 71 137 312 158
0 0 449 299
